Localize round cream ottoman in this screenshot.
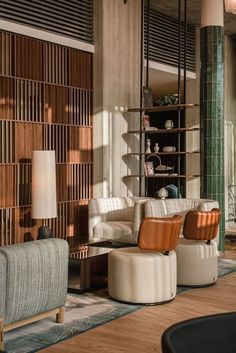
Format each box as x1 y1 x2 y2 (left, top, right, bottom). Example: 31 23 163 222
176 238 218 287
108 247 177 304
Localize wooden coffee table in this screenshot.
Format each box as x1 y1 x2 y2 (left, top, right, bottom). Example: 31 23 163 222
68 244 114 293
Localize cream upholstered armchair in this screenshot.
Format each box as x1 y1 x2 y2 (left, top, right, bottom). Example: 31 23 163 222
108 215 183 304
88 197 153 244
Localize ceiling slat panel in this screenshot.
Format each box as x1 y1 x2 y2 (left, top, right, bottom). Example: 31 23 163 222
0 0 93 44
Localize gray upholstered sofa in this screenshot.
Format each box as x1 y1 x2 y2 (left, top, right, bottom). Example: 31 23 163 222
88 197 154 244
0 238 69 350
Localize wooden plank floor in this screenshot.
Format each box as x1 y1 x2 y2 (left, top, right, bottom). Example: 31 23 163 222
40 251 236 353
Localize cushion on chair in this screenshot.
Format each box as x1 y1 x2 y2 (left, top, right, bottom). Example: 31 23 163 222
138 215 182 252
183 208 220 241
93 221 132 242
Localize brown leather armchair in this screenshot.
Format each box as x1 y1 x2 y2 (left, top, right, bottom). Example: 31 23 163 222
138 215 183 254
183 208 221 244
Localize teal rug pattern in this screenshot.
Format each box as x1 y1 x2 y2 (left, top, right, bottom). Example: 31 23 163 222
4 258 236 353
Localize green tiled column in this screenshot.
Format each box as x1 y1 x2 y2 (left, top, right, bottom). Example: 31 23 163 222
200 26 225 251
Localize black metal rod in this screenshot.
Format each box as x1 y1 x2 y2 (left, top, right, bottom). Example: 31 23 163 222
177 0 181 195
183 0 187 197
183 0 187 104
140 0 144 196
146 0 150 87
178 0 181 102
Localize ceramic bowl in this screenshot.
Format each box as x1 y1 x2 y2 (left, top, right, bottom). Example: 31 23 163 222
163 146 176 152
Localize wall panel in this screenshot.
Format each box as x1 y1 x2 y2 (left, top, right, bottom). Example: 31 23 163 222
0 31 93 245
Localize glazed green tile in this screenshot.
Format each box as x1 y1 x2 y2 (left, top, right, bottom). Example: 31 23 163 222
213 157 224 175
216 82 223 96
215 120 224 137
216 63 224 81
204 156 212 174
204 138 215 155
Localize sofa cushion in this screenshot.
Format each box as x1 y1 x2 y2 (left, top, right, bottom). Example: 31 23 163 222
93 221 132 243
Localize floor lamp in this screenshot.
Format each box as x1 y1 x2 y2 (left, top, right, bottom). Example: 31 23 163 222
31 150 57 239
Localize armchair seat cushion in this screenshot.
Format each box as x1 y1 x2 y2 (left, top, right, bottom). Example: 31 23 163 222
93 221 132 243
108 247 177 304
176 238 218 286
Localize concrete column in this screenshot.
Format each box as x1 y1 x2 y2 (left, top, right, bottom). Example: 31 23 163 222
200 0 225 250
93 0 141 198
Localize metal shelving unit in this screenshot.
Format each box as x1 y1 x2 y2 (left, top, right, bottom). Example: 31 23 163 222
124 0 199 198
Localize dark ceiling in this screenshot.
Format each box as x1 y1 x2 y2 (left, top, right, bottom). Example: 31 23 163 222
150 0 236 35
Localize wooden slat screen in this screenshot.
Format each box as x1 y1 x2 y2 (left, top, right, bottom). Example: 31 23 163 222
0 0 93 44
0 31 93 245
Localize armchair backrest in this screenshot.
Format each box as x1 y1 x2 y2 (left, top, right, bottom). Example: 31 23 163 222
138 215 183 252
131 197 155 243
183 208 221 241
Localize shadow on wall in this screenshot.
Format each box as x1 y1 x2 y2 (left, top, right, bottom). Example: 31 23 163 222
93 108 141 197
225 120 236 227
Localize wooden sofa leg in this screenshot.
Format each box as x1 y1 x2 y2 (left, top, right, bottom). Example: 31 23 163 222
0 317 4 351
56 307 64 323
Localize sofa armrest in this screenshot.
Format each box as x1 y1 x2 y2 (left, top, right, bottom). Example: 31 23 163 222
131 198 155 243
88 198 134 241
0 254 6 326
88 199 103 240
0 239 68 325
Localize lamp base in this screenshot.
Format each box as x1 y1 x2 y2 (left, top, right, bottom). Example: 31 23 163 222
38 226 53 240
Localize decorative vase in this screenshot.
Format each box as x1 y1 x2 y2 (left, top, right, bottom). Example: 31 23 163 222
154 143 160 153
146 139 151 153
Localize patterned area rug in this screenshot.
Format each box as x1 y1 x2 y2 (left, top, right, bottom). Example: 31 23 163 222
4 258 236 353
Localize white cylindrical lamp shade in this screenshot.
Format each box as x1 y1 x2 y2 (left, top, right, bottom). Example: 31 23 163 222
32 150 57 219
225 0 236 13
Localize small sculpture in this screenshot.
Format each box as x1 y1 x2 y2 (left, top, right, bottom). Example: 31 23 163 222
146 139 151 153
165 120 174 129
157 187 169 200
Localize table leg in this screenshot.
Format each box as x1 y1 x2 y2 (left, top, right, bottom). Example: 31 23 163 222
0 317 4 351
